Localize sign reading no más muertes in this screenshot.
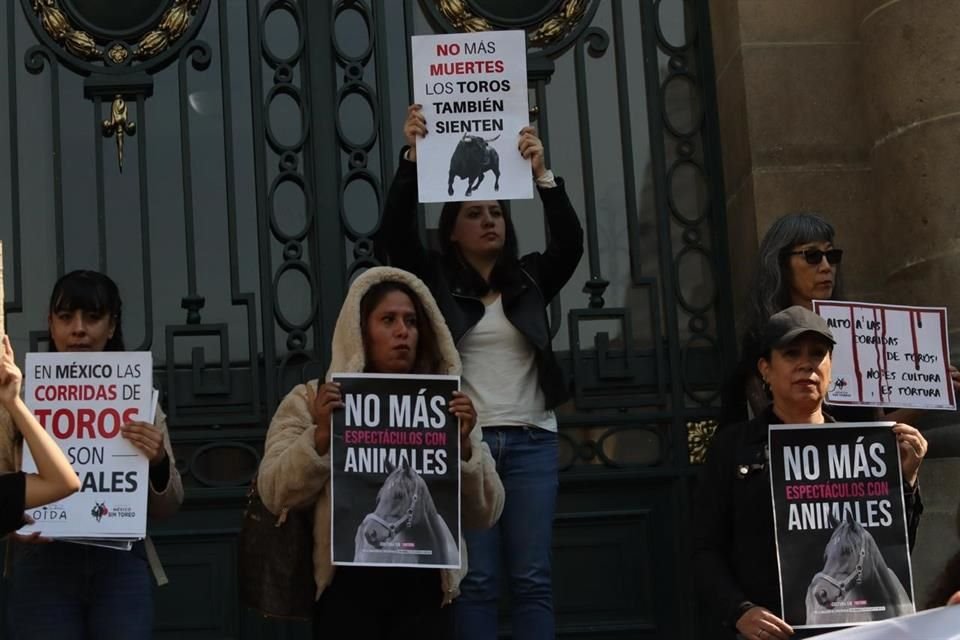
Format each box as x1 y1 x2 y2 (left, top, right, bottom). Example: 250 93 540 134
769 423 915 630
330 374 461 569
813 300 955 410
20 352 154 540
411 30 531 203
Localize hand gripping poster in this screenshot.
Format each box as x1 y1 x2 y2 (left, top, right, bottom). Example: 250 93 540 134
331 374 461 569
769 423 915 630
813 300 955 410
20 352 153 540
411 30 531 203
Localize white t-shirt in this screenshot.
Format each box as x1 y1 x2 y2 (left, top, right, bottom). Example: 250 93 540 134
458 295 557 431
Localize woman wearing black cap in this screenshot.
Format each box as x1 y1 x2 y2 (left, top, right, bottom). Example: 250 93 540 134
693 306 927 639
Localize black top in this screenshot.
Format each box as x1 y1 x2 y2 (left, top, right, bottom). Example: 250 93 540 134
692 406 923 637
375 154 585 410
0 471 26 536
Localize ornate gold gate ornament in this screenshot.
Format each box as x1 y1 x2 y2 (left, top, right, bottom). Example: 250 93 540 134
435 0 589 47
29 0 204 65
101 95 136 172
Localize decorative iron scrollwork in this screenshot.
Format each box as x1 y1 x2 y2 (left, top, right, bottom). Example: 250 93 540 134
23 0 209 74
436 0 491 32
529 0 588 47
687 419 718 465
32 0 101 59
432 0 592 49
135 0 200 59
101 95 136 172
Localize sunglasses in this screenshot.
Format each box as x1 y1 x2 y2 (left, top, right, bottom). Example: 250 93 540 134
785 248 843 266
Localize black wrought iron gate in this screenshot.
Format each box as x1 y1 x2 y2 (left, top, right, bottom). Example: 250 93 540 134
0 1 734 638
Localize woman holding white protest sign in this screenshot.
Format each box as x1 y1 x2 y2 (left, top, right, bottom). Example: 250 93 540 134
0 334 80 535
695 306 927 639
1 270 182 640
376 104 584 640
258 266 503 639
723 211 960 425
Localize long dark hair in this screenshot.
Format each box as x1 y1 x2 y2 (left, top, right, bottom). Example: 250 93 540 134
743 212 842 349
437 199 519 292
359 281 440 374
48 270 125 352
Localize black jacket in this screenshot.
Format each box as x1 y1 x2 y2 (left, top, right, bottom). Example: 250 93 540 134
692 406 923 637
375 155 584 410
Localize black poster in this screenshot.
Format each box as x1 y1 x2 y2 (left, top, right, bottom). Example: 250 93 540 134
330 374 461 569
769 423 915 629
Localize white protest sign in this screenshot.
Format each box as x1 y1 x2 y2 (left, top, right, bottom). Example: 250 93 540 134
412 30 531 203
20 352 153 538
813 300 955 410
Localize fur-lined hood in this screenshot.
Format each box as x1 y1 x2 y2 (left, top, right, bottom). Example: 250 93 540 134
327 266 461 377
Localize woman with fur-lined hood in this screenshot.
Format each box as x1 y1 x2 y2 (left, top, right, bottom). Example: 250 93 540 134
258 267 504 639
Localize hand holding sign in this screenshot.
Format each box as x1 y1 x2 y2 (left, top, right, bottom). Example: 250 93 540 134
518 126 545 180
307 381 342 456
121 421 165 465
893 423 927 487
0 335 22 409
449 390 477 461
404 104 427 162
736 605 794 640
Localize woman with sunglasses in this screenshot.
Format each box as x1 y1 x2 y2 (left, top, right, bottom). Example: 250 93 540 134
723 212 960 424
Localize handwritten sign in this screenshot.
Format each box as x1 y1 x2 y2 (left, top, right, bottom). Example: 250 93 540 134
411 30 531 203
770 423 915 629
20 352 153 539
813 301 955 410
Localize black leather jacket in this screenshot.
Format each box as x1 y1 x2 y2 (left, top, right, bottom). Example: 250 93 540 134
375 155 584 410
692 406 923 637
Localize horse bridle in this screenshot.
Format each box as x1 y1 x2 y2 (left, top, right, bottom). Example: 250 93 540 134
361 485 421 544
813 542 866 600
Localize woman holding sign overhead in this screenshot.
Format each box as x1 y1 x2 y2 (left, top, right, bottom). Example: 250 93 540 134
0 334 80 535
1 270 183 640
376 105 584 640
694 306 927 639
258 266 503 639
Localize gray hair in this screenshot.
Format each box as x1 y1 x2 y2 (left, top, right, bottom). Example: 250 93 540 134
744 212 841 349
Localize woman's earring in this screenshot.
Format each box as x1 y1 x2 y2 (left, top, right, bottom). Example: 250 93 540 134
762 378 771 394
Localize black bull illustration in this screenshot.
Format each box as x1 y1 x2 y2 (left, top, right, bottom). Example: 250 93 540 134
447 134 501 197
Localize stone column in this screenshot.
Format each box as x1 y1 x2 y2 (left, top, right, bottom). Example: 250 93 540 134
862 0 960 344
860 0 960 610
710 0 878 316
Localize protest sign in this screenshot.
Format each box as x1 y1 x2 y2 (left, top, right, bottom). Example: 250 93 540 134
20 352 153 539
813 300 955 410
769 423 915 629
411 30 531 203
330 373 460 569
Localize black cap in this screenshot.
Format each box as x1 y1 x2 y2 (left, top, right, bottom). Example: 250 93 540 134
762 306 835 351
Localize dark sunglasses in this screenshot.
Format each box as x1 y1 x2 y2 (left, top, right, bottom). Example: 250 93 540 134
785 248 843 265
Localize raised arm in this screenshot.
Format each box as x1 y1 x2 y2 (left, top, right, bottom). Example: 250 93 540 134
517 127 585 303
376 105 431 274
0 336 80 509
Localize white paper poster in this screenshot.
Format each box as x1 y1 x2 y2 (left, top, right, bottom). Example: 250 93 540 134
813 301 955 410
412 30 531 203
20 352 153 539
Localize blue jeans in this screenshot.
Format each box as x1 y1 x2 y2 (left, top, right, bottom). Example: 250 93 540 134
455 426 558 640
7 541 154 640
